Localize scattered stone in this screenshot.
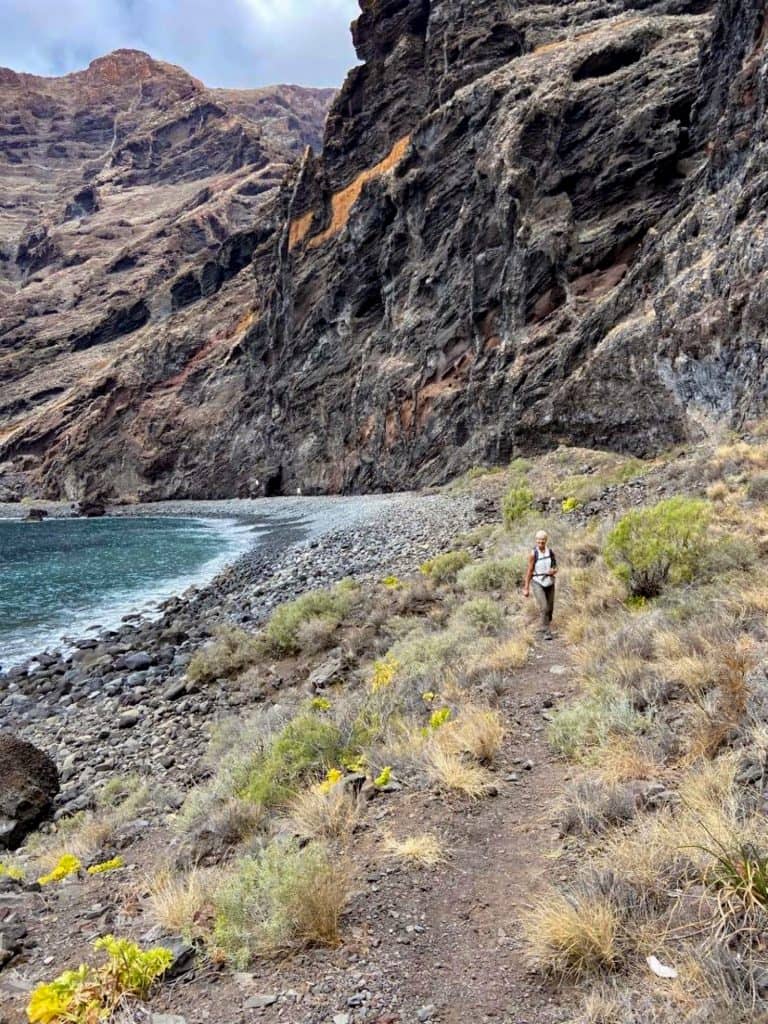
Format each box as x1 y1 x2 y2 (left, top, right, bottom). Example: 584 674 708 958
162 936 195 977
124 652 153 671
117 710 140 729
244 994 278 1009
162 679 187 701
308 655 344 691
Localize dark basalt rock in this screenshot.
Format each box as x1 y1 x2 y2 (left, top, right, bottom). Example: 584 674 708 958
232 0 768 494
0 734 59 849
0 2 767 499
72 497 107 518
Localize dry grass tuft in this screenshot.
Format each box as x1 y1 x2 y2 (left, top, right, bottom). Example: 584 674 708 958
187 624 262 684
523 891 619 977
468 634 532 675
558 778 637 836
423 745 495 799
286 783 359 840
382 833 446 868
686 640 754 760
442 706 505 764
147 866 219 938
213 841 350 963
560 569 626 644
598 736 663 782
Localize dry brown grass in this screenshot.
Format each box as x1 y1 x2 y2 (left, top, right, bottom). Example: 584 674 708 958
382 833 447 868
560 569 626 644
601 757 751 892
468 634 532 675
522 891 619 977
713 440 768 473
598 736 662 782
727 582 768 616
442 706 505 764
707 480 730 502
187 624 262 684
147 866 219 937
423 745 495 799
686 640 754 760
286 783 359 840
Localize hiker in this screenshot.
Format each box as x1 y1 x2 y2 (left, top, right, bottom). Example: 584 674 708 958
523 530 557 639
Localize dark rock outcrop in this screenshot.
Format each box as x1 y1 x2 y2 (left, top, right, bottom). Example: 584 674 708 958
0 734 59 849
1 2 768 498
234 0 768 493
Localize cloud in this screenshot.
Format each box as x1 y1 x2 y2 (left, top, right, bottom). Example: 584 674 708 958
0 0 361 87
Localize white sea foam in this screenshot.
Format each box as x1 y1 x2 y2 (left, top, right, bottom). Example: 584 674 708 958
0 516 256 668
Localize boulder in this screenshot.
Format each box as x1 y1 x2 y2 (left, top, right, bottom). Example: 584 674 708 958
72 498 106 518
24 508 48 522
0 734 59 849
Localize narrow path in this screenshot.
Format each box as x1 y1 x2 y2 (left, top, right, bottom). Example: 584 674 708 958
393 634 579 1023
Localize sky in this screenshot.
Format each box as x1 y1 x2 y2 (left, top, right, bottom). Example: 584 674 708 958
0 0 361 88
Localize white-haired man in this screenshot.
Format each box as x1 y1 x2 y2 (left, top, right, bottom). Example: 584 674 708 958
522 530 557 639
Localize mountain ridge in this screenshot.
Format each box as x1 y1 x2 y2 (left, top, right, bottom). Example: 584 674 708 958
0 48 334 500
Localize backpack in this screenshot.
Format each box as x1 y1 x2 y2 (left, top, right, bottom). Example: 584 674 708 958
533 547 556 569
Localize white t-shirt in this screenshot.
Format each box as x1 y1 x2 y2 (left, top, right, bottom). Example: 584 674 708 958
533 547 554 588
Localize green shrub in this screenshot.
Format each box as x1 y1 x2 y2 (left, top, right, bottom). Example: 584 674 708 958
456 557 526 592
453 597 506 635
213 841 348 964
420 550 471 583
27 936 172 1024
388 625 472 684
502 484 534 528
240 712 346 807
264 581 359 655
562 497 581 514
604 497 712 598
187 625 262 683
548 685 644 759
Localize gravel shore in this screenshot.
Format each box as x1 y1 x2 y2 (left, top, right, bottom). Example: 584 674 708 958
0 491 482 818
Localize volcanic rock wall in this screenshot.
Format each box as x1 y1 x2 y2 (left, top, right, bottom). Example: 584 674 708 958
1 1 767 499
236 0 768 495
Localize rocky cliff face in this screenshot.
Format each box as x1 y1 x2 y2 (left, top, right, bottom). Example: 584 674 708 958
241 0 768 494
1 2 767 499
0 51 333 500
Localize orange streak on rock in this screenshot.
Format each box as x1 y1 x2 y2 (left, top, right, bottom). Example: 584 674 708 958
288 134 411 252
289 210 314 250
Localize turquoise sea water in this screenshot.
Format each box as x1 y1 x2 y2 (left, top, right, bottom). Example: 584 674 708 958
0 516 255 668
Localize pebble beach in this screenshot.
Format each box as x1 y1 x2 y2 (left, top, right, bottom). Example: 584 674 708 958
0 491 482 820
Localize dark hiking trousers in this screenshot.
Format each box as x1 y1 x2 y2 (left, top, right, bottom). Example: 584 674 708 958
532 581 555 631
